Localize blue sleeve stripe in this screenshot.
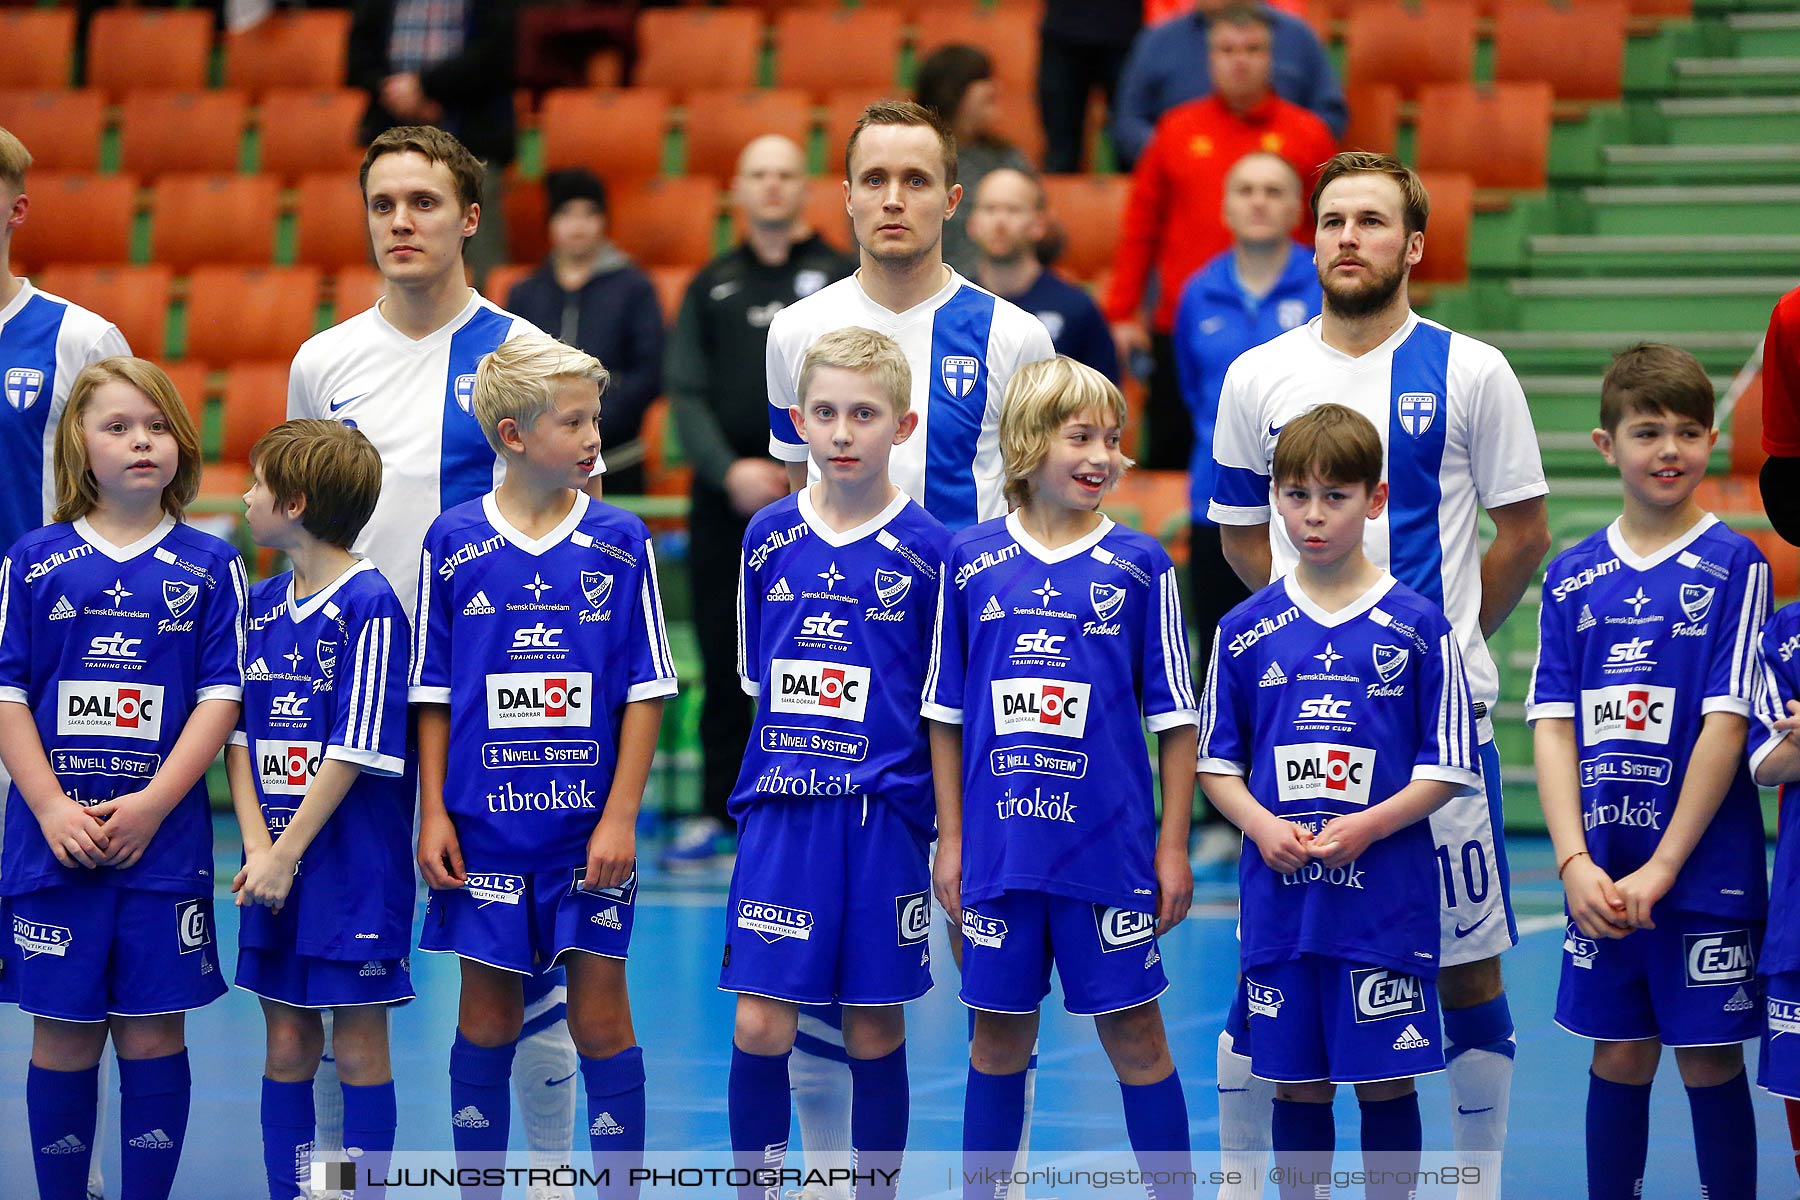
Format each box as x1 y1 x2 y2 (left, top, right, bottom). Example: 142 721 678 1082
1384 323 1453 610
922 288 996 530
1197 636 1222 755
923 573 947 706
1159 567 1196 711
1731 562 1770 702
439 307 514 511
231 557 249 688
736 548 750 683
410 548 432 689
641 543 677 681
1212 464 1271 509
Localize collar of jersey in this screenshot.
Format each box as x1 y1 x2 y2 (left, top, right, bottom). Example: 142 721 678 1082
286 557 375 623
481 489 589 555
372 288 483 351
1308 309 1419 370
0 279 37 325
73 514 175 562
1005 510 1114 564
1604 512 1718 572
1282 570 1395 627
797 486 909 547
850 266 964 328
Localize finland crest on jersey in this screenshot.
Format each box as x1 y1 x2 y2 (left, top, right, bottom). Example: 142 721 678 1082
410 493 678 871
1528 516 1769 921
0 517 246 897
923 514 1197 911
1200 573 1479 976
733 490 949 834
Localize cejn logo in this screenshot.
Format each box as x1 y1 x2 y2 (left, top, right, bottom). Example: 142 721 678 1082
990 678 1090 739
1351 967 1425 1023
1581 685 1675 745
1274 742 1374 806
896 892 931 945
58 681 164 741
1095 906 1155 952
485 672 593 728
768 658 871 722
1684 930 1754 987
255 739 322 796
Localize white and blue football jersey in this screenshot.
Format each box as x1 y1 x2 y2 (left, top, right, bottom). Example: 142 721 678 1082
922 514 1197 910
1753 602 1800 976
232 560 413 960
410 492 678 870
765 271 1054 530
1208 313 1547 739
0 517 246 896
733 489 950 834
1199 574 1480 976
1528 515 1769 920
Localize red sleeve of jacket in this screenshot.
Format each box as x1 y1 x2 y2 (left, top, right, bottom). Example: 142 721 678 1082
1103 119 1172 323
1765 288 1800 457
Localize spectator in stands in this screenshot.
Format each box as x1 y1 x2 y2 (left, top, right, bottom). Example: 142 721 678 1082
661 135 855 872
348 0 519 281
1037 2 1142 173
1761 284 1800 545
506 168 663 495
1112 0 1344 170
914 44 1032 279
1103 3 1334 470
967 167 1119 383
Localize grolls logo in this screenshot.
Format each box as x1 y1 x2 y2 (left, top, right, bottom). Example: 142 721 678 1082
768 658 870 722
990 678 1090 739
485 672 592 728
255 739 322 796
1274 742 1374 805
1581 685 1675 745
58 681 163 741
737 900 813 943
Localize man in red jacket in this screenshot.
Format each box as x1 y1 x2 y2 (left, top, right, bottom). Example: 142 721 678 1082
1103 1 1334 469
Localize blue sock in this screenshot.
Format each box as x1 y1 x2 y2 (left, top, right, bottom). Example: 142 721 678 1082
448 1032 515 1198
118 1050 191 1200
1119 1071 1192 1200
849 1045 908 1200
342 1080 397 1200
729 1046 791 1200
1586 1072 1650 1200
962 1067 1027 1200
582 1046 646 1200
1686 1071 1756 1200
1357 1093 1421 1200
1270 1098 1333 1200
29 1062 99 1200
261 1077 314 1200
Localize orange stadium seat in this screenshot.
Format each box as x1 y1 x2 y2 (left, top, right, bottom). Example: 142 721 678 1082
773 9 904 99
185 266 322 367
1343 1 1476 99
1 11 76 91
504 171 549 266
0 91 104 173
538 88 671 181
157 360 212 429
219 361 294 465
649 266 698 323
12 174 137 267
915 9 1038 90
609 177 721 267
1409 171 1473 284
634 8 763 95
1340 84 1400 155
482 263 535 307
293 174 372 271
258 90 366 180
119 91 250 176
224 10 352 95
1415 82 1553 191
36 265 173 360
989 92 1047 166
1494 0 1627 102
804 178 853 251
151 175 281 269
1041 175 1129 281
86 9 214 98
331 266 384 317
683 89 813 181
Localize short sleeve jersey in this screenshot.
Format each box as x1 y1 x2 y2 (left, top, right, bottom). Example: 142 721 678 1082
232 560 413 960
410 493 678 871
1752 602 1800 974
765 271 1055 531
1199 574 1479 977
0 517 246 896
923 514 1198 910
733 489 950 835
1208 313 1547 735
1527 516 1770 920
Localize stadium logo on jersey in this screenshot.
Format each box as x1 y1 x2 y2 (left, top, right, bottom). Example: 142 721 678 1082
896 892 931 946
1351 967 1426 1024
48 595 75 621
991 678 1091 739
962 909 1007 949
1095 906 1155 952
955 542 1022 588
162 581 198 619
1582 685 1674 745
980 596 1006 622
1550 558 1619 603
769 658 871 722
1372 644 1408 684
1577 604 1596 632
4 366 43 411
175 898 210 953
737 900 813 943
874 569 911 609
941 355 981 398
463 590 496 616
1246 980 1284 1018
485 672 593 728
1275 742 1374 806
1602 637 1657 673
1259 662 1287 687
1564 923 1598 969
1684 930 1755 987
581 571 614 613
1090 582 1127 624
58 681 163 741
1395 392 1436 438
1769 998 1800 1037
766 578 795 602
466 874 525 906
256 739 322 797
1680 584 1715 624
453 373 477 415
12 916 71 958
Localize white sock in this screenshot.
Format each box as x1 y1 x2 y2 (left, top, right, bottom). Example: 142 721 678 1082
1215 1029 1270 1200
791 1011 853 1200
315 1011 344 1155
87 1050 110 1198
1447 1046 1512 1200
513 1003 579 1189
1002 1043 1038 1200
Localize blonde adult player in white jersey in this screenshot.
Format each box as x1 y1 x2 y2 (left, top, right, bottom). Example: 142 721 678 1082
287 126 600 1200
1208 151 1550 1200
764 100 1053 1199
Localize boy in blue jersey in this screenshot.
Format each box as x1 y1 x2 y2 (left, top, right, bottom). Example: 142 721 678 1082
1527 344 1770 1200
226 420 411 1200
924 356 1196 1199
1199 404 1479 1200
724 327 947 1199
412 334 676 1199
1752 559 1800 1107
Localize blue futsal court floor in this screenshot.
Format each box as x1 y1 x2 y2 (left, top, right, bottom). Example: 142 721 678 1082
3 820 1797 1197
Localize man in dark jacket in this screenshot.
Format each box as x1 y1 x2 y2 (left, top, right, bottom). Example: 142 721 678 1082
507 168 664 494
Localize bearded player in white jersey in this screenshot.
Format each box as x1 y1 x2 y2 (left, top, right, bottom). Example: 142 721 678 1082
1208 152 1551 1200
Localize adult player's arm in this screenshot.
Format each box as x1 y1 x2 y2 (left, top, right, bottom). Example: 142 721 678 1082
1469 356 1551 634
1218 524 1273 592
929 720 965 925
765 316 809 491
415 704 464 888
286 348 318 420
1154 724 1196 934
1479 496 1550 638
0 701 106 867
1208 366 1276 589
584 697 662 893
88 697 239 871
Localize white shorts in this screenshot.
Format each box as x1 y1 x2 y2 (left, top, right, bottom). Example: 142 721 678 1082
1430 738 1516 968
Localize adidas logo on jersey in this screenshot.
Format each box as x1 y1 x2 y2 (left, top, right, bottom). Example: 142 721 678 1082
591 905 623 930
1725 986 1753 1013
1258 662 1287 688
48 596 75 621
980 596 1005 622
246 657 272 680
452 1106 490 1129
590 1112 625 1136
1144 945 1161 969
359 961 386 977
766 578 795 602
463 591 496 616
40 1134 86 1155
1577 604 1596 633
1391 1024 1431 1051
129 1129 175 1150
201 957 214 975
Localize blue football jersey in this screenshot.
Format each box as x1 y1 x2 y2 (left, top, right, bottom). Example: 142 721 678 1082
233 560 413 960
410 492 679 871
1754 602 1800 975
923 514 1198 910
1527 515 1769 920
1199 574 1479 977
734 489 950 834
0 517 246 896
